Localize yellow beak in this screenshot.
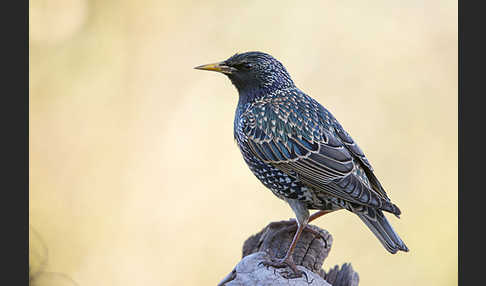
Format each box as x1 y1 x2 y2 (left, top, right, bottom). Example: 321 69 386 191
194 61 236 74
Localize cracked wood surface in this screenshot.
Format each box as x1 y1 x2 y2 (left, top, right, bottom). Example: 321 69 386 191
218 220 359 286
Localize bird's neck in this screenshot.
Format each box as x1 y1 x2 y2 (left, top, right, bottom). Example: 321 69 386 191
235 83 295 107
236 86 264 106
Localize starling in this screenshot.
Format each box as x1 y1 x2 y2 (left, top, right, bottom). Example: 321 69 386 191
195 51 408 277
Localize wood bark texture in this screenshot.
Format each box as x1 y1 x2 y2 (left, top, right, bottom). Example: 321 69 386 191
218 220 359 286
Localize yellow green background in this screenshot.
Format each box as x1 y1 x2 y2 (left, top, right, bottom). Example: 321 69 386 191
30 0 457 285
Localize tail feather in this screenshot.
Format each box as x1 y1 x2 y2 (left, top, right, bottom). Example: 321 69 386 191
357 209 409 254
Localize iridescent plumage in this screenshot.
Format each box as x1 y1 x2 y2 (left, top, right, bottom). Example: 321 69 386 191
196 51 408 276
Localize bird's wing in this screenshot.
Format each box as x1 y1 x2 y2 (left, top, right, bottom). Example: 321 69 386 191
241 98 399 215
333 123 391 201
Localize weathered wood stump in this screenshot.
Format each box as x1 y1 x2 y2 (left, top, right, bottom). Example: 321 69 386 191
218 219 359 286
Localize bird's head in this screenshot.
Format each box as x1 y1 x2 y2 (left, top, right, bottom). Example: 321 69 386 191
195 51 295 101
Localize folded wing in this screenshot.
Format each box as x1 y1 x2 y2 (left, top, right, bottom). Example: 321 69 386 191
242 100 400 215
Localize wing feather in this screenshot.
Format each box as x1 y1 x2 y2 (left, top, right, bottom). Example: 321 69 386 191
241 98 400 215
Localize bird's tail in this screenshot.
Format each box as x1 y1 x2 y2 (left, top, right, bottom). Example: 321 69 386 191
357 209 409 254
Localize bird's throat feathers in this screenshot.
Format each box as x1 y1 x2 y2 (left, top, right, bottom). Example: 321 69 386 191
234 83 266 106
231 74 295 106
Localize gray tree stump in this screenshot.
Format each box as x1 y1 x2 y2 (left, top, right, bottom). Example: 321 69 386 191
218 220 359 286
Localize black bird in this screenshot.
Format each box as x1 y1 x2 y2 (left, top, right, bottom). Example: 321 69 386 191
195 51 408 277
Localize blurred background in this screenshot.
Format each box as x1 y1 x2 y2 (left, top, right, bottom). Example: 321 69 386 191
29 0 457 285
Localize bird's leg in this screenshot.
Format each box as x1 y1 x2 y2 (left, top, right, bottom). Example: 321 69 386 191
260 199 314 278
261 220 306 278
309 209 334 223
261 199 327 278
260 210 334 278
286 210 334 240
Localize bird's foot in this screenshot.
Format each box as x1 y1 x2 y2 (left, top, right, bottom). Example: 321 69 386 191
259 256 305 279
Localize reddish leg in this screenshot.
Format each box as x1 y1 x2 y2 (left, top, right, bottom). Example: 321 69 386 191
291 210 334 245
309 209 334 223
261 210 334 278
261 221 306 278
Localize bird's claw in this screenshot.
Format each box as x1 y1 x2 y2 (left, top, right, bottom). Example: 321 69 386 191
259 257 304 279
280 269 306 280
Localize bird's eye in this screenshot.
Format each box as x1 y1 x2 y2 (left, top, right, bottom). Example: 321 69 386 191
235 62 253 70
